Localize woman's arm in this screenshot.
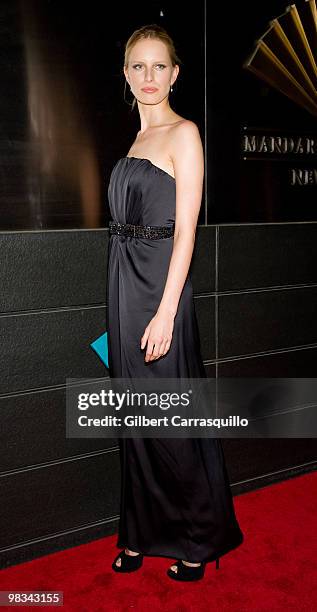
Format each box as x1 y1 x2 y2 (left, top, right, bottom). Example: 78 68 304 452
158 120 204 317
141 121 204 362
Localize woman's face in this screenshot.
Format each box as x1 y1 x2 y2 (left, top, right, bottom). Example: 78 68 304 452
124 38 178 104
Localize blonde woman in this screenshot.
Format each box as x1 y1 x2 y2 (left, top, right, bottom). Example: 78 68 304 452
107 24 244 581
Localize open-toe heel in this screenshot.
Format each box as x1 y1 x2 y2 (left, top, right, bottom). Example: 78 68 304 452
167 560 206 582
112 549 144 573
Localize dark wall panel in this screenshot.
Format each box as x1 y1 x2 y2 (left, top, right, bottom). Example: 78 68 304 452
0 451 120 549
218 287 317 359
0 230 108 311
219 346 317 377
190 225 216 294
194 296 215 361
0 389 116 473
1 224 317 569
1 305 107 394
218 224 317 291
222 438 317 489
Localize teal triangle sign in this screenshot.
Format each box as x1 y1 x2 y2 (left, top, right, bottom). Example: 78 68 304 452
90 331 109 368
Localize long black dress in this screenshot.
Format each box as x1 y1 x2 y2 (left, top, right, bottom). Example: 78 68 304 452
106 156 244 563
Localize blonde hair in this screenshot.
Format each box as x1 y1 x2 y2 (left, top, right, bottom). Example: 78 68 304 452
124 24 182 110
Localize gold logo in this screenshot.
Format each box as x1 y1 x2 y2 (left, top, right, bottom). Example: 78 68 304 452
244 1 317 117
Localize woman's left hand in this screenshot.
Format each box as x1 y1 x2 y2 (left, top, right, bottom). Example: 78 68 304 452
141 309 175 362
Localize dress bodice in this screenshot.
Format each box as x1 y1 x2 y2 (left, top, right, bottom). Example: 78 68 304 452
107 157 176 226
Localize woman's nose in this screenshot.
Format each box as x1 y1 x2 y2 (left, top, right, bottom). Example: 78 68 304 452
145 70 154 81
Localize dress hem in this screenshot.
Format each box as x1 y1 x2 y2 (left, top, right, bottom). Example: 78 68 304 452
115 531 244 564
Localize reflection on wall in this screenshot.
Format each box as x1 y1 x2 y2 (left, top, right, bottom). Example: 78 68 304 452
2 0 317 227
0 0 205 230
21 0 100 229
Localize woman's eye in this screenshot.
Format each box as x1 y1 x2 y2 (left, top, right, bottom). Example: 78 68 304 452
132 64 166 70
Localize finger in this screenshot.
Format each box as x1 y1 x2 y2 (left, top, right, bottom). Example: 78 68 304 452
148 343 158 361
156 340 168 359
141 328 150 350
145 341 154 362
162 339 171 356
152 341 162 358
157 341 168 359
140 332 147 350
152 340 169 360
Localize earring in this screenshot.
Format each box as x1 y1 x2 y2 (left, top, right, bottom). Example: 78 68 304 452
170 84 173 92
123 80 134 106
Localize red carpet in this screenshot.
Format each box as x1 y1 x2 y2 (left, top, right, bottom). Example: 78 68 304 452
0 470 316 611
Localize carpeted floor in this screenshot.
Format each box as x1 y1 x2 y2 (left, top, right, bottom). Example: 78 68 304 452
0 470 316 611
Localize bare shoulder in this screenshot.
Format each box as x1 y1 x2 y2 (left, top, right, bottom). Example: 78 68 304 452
169 120 204 177
170 118 201 139
170 120 203 157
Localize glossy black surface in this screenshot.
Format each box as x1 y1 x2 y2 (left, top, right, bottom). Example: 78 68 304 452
0 0 204 229
1 1 317 228
218 224 317 291
206 0 317 222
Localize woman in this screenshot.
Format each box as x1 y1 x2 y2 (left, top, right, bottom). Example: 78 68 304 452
107 24 244 581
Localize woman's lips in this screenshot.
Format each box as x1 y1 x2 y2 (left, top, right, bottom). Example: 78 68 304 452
141 88 158 92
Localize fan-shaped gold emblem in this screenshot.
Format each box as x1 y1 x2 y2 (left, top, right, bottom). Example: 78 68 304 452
244 0 317 117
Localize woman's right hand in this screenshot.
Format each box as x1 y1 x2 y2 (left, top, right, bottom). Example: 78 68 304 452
140 309 175 362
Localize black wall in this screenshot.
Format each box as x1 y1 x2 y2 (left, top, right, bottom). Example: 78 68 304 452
1 0 317 570
1 223 316 568
1 0 317 229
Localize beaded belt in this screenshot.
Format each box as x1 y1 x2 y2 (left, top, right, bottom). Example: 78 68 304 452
109 220 175 239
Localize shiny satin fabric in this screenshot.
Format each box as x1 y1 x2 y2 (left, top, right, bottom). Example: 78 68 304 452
106 156 244 562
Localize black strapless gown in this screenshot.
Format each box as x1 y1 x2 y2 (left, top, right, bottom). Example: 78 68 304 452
106 156 244 563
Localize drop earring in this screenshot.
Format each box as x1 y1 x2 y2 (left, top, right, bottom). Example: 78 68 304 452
170 84 173 92
123 80 134 106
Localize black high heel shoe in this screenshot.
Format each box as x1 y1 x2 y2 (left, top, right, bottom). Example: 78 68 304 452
167 557 220 581
112 549 144 573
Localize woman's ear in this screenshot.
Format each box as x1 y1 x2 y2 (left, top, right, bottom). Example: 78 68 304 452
125 67 131 83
